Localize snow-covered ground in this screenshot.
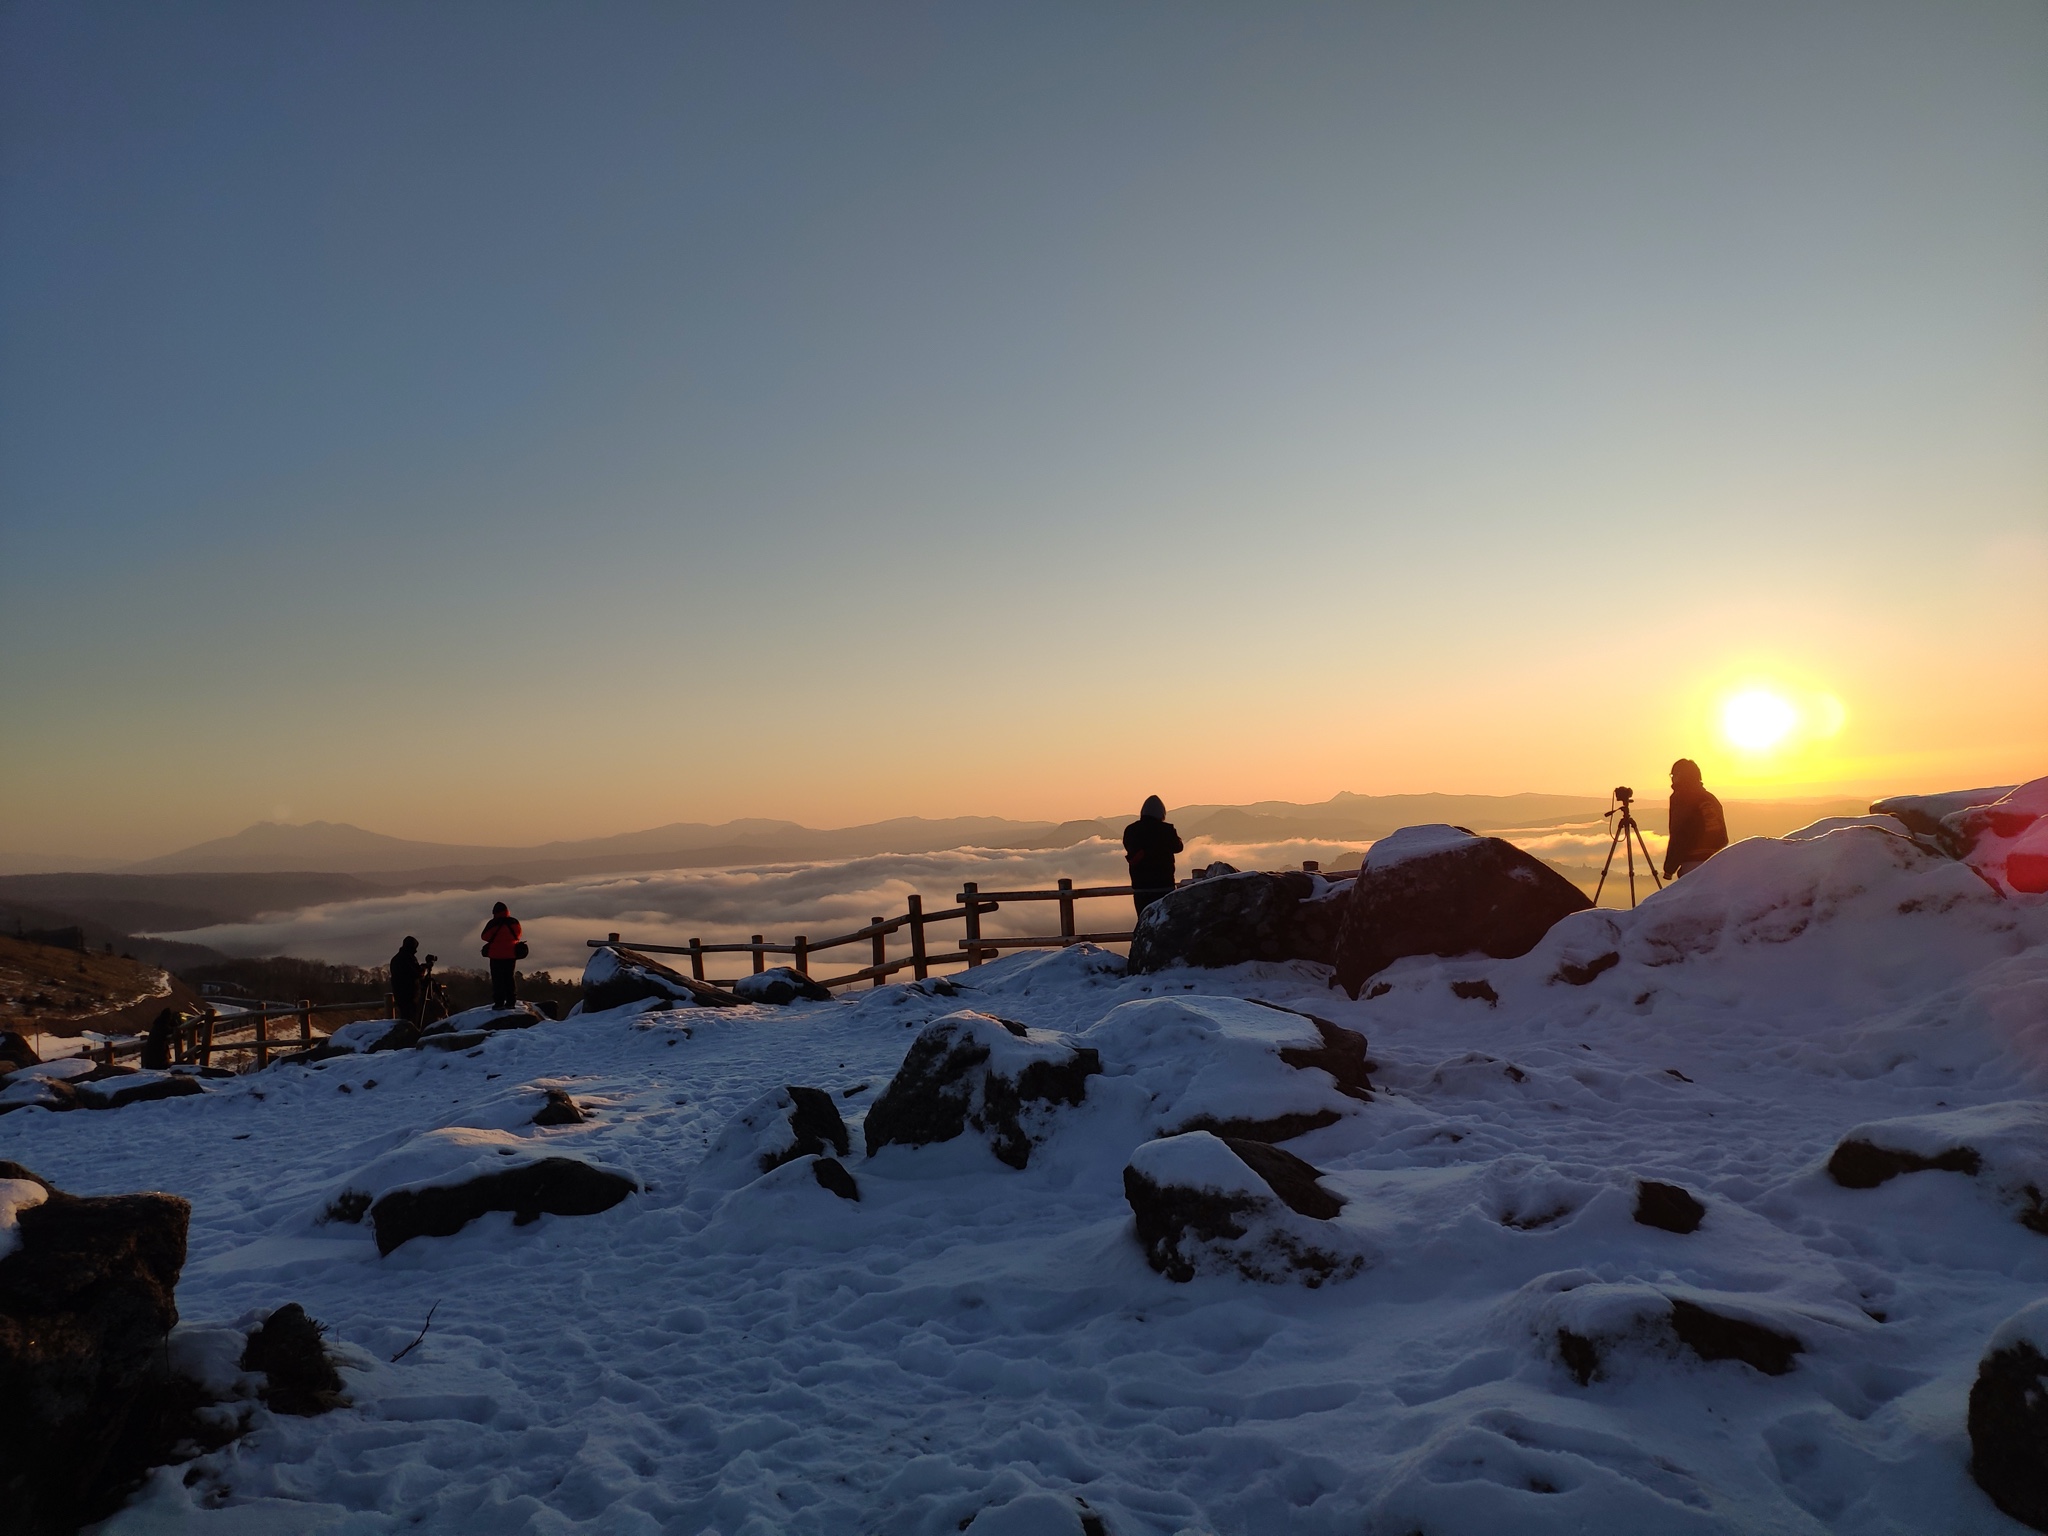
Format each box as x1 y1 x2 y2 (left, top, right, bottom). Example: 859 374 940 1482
8 823 2047 1534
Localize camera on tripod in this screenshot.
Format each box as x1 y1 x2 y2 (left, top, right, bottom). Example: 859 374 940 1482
1612 786 1633 806
1594 783 1660 906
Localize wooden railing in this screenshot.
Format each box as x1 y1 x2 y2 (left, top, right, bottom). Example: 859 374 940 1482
590 863 1341 992
82 997 396 1073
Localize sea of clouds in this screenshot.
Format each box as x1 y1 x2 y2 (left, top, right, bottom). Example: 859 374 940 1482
154 824 1655 972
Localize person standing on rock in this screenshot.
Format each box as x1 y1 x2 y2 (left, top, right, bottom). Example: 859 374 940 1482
1663 759 1730 879
389 936 426 1023
1123 795 1184 919
480 903 524 1009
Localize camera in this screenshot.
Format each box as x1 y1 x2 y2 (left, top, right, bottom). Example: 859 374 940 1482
1612 786 1634 805
423 953 438 967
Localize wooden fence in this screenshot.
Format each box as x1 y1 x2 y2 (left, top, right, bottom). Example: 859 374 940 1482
590 862 1339 992
81 997 396 1073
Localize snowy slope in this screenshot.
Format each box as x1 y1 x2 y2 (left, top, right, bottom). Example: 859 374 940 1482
4 826 2046 1534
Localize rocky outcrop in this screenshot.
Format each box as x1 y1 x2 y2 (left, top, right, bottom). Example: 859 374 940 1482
1128 869 1351 973
1870 785 2013 855
0 1162 192 1535
1123 1131 1363 1286
369 1159 637 1255
865 1013 1101 1169
581 946 743 1013
240 1303 345 1416
733 966 834 1005
1971 1302 2048 1531
1633 1179 1705 1234
1335 824 1590 997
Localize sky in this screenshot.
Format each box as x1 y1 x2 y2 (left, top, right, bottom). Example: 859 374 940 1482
2 0 2044 865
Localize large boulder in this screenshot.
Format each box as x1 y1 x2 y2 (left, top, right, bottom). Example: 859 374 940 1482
1335 824 1590 997
582 946 743 1012
1128 869 1351 973
1971 1300 2048 1531
1122 1131 1365 1286
0 1162 192 1535
864 1012 1101 1169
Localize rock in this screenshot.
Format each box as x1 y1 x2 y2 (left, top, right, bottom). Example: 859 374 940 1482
1122 1131 1363 1286
1335 824 1591 997
0 1161 192 1534
697 1085 855 1193
1940 777 2048 894
1668 1298 1801 1375
1869 784 2014 853
1450 979 1499 1005
1633 1180 1705 1234
424 1003 546 1037
582 946 742 1013
239 1303 345 1416
864 1012 1101 1169
369 1158 637 1255
1080 995 1371 1145
812 1157 860 1202
1970 1301 2048 1531
1552 951 1620 986
0 1030 39 1073
76 1071 207 1110
733 966 834 1005
1128 869 1352 973
1540 1282 1802 1385
1827 1138 1981 1188
531 1087 588 1126
418 1031 490 1052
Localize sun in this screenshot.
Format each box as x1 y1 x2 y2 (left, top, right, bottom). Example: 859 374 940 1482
1722 689 1798 752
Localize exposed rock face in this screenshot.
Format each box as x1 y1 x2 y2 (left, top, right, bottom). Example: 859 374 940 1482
1128 870 1351 974
1123 1132 1363 1286
0 1161 192 1535
1633 1180 1705 1234
1971 1303 2048 1531
1335 825 1591 997
864 1013 1101 1169
240 1303 345 1416
369 1159 637 1255
581 946 743 1013
733 967 833 1005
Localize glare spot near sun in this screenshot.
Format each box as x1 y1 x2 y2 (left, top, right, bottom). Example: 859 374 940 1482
1722 689 1798 752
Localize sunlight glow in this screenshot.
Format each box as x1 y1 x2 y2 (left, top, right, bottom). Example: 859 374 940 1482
1723 689 1798 752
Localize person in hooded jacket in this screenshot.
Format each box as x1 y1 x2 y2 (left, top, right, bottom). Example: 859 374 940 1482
1123 795 1184 918
1663 758 1730 879
389 936 426 1023
480 903 523 1009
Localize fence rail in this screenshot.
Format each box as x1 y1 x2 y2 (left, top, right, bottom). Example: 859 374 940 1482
591 862 1342 993
76 996 397 1074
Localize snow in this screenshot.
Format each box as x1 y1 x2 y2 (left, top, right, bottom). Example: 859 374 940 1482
0 1174 48 1260
2 816 2044 1532
8 1057 97 1082
1364 822 1480 870
322 1017 406 1052
1987 1297 2048 1358
1127 1130 1273 1199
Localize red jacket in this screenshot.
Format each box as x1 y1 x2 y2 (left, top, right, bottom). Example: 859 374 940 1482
481 915 523 960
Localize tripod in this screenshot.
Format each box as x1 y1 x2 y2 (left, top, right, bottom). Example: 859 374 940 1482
1592 787 1664 909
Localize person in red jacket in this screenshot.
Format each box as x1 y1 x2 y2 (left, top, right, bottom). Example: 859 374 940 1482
481 902 523 1009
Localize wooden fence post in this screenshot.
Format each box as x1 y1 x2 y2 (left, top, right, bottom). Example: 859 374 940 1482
1057 878 1075 944
254 1010 268 1071
870 918 887 987
963 882 983 967
201 1011 215 1070
908 895 928 981
689 939 705 981
794 936 808 977
385 992 397 1018
751 937 766 976
299 999 312 1046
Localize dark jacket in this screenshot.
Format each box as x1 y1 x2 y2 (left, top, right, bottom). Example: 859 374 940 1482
1665 785 1729 876
1123 818 1184 891
390 946 424 997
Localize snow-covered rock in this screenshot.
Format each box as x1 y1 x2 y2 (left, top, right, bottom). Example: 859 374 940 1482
695 1085 854 1194
1827 1100 2048 1230
239 1303 345 1416
318 1016 415 1054
423 1002 546 1038
1078 994 1370 1142
1127 868 1350 973
582 946 740 1013
732 966 832 1004
1335 824 1591 996
1970 1299 2048 1531
864 1012 1100 1169
1122 1130 1365 1285
1943 776 2048 895
74 1070 206 1110
1871 783 2014 850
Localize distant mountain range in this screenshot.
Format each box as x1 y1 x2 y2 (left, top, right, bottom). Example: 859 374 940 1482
3 791 1866 964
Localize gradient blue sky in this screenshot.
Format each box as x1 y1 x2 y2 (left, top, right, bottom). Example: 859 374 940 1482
3 0 2044 862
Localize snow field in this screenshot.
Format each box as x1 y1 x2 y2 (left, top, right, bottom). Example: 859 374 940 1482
0 825 2041 1532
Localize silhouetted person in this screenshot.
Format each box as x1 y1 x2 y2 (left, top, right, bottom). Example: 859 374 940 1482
1123 795 1184 918
141 1007 179 1070
390 936 425 1023
481 903 524 1009
1664 758 1729 879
